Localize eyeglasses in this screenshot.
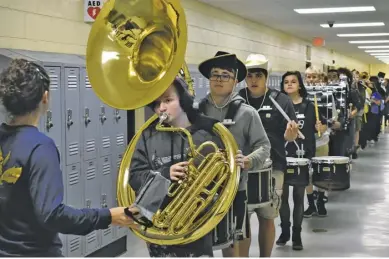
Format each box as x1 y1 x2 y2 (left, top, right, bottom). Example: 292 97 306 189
209 73 233 82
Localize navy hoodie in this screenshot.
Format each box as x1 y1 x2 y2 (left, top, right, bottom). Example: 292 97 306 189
0 124 111 257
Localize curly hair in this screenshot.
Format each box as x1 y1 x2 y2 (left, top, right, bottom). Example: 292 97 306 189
0 59 50 116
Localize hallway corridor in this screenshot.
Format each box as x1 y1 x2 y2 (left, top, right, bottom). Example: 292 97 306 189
124 133 389 257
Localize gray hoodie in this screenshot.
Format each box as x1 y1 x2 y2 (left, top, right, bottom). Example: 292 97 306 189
199 92 271 191
129 121 221 194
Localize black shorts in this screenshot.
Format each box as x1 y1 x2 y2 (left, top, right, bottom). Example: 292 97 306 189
233 190 250 240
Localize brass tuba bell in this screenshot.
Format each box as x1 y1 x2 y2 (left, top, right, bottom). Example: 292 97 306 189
86 0 240 246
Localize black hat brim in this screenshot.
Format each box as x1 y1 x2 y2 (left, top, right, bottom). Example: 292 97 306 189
198 54 247 82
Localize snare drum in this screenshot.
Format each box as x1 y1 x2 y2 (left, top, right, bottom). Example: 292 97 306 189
311 156 351 191
247 159 272 212
285 157 310 187
212 206 234 250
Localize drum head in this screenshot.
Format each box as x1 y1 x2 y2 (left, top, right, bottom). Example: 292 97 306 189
311 156 349 164
287 157 310 166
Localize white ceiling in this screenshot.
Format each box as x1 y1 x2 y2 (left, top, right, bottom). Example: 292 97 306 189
197 0 389 64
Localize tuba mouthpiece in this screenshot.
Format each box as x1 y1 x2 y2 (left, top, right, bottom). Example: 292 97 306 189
159 113 168 123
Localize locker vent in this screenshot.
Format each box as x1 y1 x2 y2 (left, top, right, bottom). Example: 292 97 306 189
87 231 97 244
102 137 111 149
103 162 110 175
85 75 91 88
69 143 79 156
86 167 96 180
103 226 112 236
48 71 59 89
67 75 78 88
116 134 124 146
69 237 81 252
86 140 96 153
69 171 79 185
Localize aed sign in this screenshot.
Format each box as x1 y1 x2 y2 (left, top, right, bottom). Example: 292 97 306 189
84 0 104 22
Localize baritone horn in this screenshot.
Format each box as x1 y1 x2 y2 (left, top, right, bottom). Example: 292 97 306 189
86 0 240 246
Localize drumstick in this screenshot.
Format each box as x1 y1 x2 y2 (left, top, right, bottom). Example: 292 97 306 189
269 95 305 140
314 94 321 137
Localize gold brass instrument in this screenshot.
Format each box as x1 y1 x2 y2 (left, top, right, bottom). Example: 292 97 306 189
86 0 240 246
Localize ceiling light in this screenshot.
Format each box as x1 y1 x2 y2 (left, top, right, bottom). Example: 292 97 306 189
365 50 389 53
358 46 389 49
338 33 389 37
371 54 389 56
295 6 375 14
350 40 389 44
321 22 384 28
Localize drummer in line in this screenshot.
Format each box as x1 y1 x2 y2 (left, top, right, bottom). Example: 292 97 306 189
303 67 331 218
238 53 299 257
276 71 327 251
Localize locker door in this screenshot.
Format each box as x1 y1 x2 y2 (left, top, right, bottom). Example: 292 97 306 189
81 69 99 161
100 156 114 246
113 109 127 154
99 103 113 157
65 67 81 165
112 152 128 239
66 163 83 257
83 159 101 255
43 66 63 166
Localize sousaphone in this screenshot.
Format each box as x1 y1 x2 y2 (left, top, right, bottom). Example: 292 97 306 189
86 0 240 245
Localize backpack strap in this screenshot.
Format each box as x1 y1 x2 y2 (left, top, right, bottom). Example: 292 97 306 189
198 99 207 114
300 99 309 116
198 98 243 128
224 99 244 128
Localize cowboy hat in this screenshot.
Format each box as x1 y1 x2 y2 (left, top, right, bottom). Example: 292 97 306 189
198 51 247 82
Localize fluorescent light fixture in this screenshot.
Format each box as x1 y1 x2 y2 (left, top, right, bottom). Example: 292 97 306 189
321 22 384 28
350 40 389 44
338 33 389 37
295 6 375 14
370 54 389 56
358 45 389 49
365 50 389 53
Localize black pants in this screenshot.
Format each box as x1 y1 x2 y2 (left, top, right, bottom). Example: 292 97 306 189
279 184 305 228
329 132 346 156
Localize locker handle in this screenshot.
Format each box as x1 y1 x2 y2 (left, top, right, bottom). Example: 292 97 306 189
84 108 91 125
115 109 121 121
100 106 107 123
101 194 108 208
46 110 54 130
67 109 74 127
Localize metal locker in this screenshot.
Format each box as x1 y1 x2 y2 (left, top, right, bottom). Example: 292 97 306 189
59 234 67 257
65 67 81 165
113 109 127 154
83 159 101 255
42 66 63 163
99 102 113 157
112 152 128 239
65 163 84 257
99 155 115 247
81 69 99 161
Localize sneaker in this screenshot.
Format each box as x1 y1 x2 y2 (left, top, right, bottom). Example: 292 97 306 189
303 205 317 218
316 201 327 217
292 226 303 251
